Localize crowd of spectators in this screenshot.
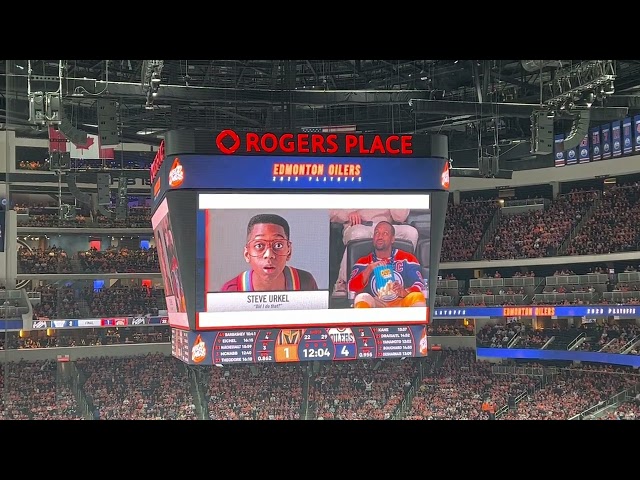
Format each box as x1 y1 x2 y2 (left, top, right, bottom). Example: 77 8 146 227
17 160 49 171
27 284 166 320
15 203 152 228
482 189 598 260
2 349 639 420
404 349 537 420
566 182 640 256
439 198 499 262
308 360 420 420
0 360 82 419
500 367 639 420
82 285 166 317
474 322 640 354
598 398 640 419
18 246 73 274
77 246 159 273
2 327 170 349
427 321 475 336
16 155 154 172
203 364 305 420
31 284 81 320
576 324 640 354
18 246 160 275
76 353 197 420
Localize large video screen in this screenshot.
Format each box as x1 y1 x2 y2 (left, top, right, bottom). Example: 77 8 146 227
196 192 430 329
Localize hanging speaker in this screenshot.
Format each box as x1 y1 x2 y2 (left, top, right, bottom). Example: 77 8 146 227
96 173 111 206
560 109 591 152
97 99 119 146
531 112 554 155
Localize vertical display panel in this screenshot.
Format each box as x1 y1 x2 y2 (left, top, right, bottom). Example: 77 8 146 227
152 198 189 328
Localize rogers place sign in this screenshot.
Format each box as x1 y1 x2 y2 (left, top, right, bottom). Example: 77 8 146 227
215 130 414 156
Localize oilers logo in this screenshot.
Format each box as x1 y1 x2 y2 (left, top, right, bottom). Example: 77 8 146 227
568 150 576 159
636 135 640 146
614 141 620 150
580 148 588 157
625 138 631 147
371 271 403 301
594 146 600 155
604 143 610 152
328 327 355 344
555 152 563 159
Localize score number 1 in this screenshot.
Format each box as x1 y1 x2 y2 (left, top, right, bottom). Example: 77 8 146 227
275 344 299 363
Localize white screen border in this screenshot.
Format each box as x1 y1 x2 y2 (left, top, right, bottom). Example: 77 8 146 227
198 192 430 329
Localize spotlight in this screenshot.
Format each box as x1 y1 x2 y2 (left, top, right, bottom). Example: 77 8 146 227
578 91 595 107
603 80 615 95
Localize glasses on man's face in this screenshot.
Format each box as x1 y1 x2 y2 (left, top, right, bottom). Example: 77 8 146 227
246 239 291 257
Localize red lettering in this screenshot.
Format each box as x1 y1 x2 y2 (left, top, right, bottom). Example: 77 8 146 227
345 134 358 153
280 133 295 153
261 133 277 153
386 135 400 154
369 135 386 154
326 134 338 153
223 130 415 155
310 134 324 153
401 135 413 154
297 133 310 153
150 140 165 183
246 133 260 152
358 135 369 154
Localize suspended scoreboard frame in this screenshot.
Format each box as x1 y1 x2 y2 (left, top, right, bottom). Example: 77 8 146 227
150 129 450 365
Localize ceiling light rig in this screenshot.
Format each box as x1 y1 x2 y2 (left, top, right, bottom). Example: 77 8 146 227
544 60 616 117
142 60 164 109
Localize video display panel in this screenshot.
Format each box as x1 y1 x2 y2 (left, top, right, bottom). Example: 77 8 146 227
196 192 430 329
152 198 189 328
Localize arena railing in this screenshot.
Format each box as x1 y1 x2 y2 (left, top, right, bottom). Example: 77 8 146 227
469 277 537 288
545 273 609 286
617 272 640 283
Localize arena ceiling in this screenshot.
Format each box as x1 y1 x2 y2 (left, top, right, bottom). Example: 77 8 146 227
2 59 640 170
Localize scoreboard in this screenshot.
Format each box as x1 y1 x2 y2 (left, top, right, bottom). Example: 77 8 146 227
151 128 450 365
172 325 428 365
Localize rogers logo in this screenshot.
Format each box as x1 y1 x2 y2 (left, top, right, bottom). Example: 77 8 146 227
191 334 207 363
168 158 184 187
216 129 241 154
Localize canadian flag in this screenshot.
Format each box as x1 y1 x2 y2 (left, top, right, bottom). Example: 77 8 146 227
48 127 115 160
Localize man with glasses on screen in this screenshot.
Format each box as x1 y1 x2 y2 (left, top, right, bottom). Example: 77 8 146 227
221 213 319 292
349 221 426 308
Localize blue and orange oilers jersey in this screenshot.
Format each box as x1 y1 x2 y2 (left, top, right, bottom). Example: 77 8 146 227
349 249 424 298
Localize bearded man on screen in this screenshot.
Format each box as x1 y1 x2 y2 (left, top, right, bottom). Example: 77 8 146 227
349 221 426 308
221 213 318 292
330 209 419 297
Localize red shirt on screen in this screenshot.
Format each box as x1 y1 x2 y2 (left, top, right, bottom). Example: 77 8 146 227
221 266 319 292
